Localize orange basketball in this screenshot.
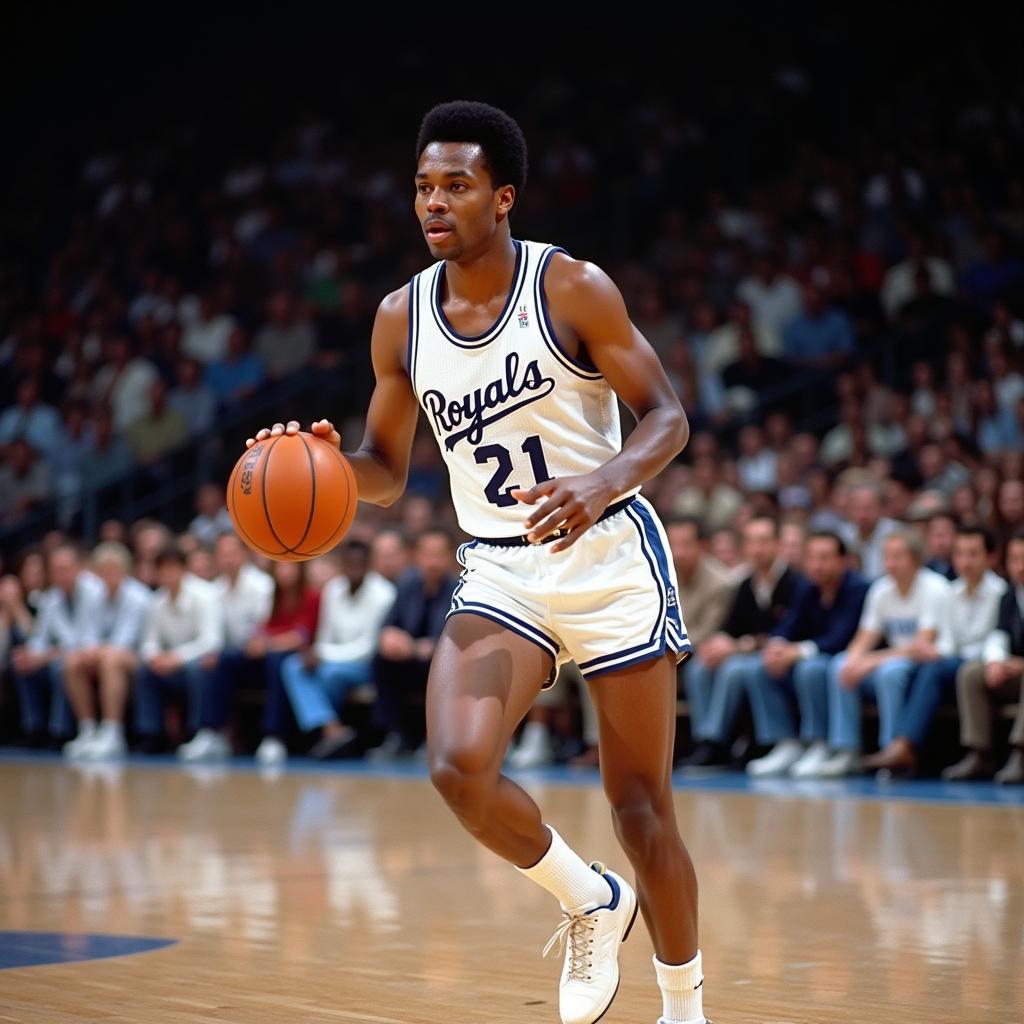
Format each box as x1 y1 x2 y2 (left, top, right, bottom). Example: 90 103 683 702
226 431 358 561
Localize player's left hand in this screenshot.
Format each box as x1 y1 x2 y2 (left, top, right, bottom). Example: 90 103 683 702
511 473 615 553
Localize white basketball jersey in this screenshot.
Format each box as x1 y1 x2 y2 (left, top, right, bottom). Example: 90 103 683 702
407 237 640 537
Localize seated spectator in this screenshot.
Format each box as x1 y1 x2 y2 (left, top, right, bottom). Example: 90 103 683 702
130 519 173 589
780 520 808 571
281 539 396 759
49 400 97 528
720 329 790 416
10 543 104 745
782 283 855 368
0 552 46 678
865 525 1005 776
370 527 412 583
365 527 458 760
204 327 265 410
704 301 782 376
812 529 952 777
61 542 152 759
244 560 322 765
744 532 869 777
82 405 134 487
680 516 802 767
671 456 743 532
0 439 52 527
133 546 222 754
176 533 274 762
838 481 899 580
0 377 63 461
127 379 189 465
923 510 958 581
188 483 233 547
667 516 736 652
168 357 217 436
736 249 804 337
736 425 777 492
182 291 235 365
91 335 159 433
254 290 317 379
943 530 1024 784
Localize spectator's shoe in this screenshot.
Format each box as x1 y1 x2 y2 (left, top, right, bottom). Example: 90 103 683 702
367 732 408 763
255 737 287 766
995 748 1024 785
677 741 727 769
509 722 554 769
62 725 98 760
81 727 127 760
814 749 860 778
542 862 638 1024
177 728 231 762
309 726 357 760
746 739 805 777
941 750 995 781
862 741 917 778
789 741 830 777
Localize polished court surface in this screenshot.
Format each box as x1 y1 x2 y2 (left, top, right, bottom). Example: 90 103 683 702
1 754 1021 1023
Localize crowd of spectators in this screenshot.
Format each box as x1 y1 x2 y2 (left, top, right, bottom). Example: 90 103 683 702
1 26 1022 781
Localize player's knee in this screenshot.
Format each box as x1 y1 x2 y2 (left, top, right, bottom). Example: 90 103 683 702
608 784 671 858
429 744 496 820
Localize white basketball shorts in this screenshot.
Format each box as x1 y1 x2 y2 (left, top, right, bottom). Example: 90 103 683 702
446 494 692 686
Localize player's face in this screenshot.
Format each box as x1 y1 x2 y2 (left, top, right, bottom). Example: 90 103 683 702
415 142 503 259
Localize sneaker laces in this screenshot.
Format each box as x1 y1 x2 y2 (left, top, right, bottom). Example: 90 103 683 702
542 909 596 981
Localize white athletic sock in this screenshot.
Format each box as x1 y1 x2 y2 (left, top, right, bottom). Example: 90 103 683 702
515 824 613 912
654 949 704 1024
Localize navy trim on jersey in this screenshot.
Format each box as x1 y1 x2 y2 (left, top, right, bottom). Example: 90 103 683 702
406 272 420 386
535 245 603 381
430 239 527 348
446 601 560 660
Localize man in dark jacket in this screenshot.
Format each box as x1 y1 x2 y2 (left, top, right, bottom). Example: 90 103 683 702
742 532 868 777
367 526 459 760
680 516 802 767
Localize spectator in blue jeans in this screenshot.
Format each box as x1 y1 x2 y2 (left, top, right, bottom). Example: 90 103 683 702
680 515 802 767
280 539 396 759
811 529 952 777
863 525 1006 776
133 546 223 752
744 532 869 778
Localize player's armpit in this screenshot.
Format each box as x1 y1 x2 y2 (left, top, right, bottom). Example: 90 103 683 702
347 286 421 506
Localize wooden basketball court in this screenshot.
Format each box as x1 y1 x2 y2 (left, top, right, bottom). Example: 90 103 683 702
1 755 1021 1023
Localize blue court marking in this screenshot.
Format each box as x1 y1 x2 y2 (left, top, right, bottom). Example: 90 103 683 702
0 931 176 970
1 749 1022 808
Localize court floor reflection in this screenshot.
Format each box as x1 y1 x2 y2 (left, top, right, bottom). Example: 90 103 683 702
0 759 1021 1023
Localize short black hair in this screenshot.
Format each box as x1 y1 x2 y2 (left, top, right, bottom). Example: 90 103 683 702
745 514 780 538
956 524 995 554
342 538 371 560
416 525 455 550
416 100 528 197
808 530 848 557
155 544 187 568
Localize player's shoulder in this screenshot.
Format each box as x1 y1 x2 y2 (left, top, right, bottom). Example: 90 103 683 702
536 241 617 311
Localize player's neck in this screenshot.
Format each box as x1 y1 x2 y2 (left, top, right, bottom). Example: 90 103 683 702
442 233 517 308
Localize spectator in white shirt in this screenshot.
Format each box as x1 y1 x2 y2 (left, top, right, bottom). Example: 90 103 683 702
10 542 104 744
174 533 274 762
812 529 952 777
181 292 235 365
281 539 396 759
61 542 152 760
188 482 233 546
133 546 223 754
735 250 804 337
863 525 1005 776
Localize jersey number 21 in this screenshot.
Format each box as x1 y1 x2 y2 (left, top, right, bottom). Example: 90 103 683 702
474 434 551 507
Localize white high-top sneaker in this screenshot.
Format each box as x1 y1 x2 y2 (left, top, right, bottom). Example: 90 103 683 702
255 736 287 766
82 723 126 760
541 862 638 1024
789 741 830 778
177 729 231 763
63 722 98 759
746 739 805 777
510 722 554 769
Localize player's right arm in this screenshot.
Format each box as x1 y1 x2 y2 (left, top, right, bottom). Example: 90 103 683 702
245 285 418 507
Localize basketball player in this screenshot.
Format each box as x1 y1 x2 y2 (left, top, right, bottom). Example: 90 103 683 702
248 101 709 1024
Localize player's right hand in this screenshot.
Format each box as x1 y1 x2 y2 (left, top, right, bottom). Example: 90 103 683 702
245 419 341 450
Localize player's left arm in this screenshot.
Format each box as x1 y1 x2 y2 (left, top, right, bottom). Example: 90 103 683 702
510 256 688 552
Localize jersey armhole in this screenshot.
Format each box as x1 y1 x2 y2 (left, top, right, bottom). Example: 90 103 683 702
537 246 603 379
405 273 420 387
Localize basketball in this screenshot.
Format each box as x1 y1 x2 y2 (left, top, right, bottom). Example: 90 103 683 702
226 431 358 561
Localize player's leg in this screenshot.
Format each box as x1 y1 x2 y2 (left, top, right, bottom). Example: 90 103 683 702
588 649 705 1024
426 610 563 865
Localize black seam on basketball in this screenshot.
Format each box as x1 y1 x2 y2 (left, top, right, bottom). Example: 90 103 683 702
294 433 317 551
295 443 354 556
260 435 298 554
231 444 287 556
